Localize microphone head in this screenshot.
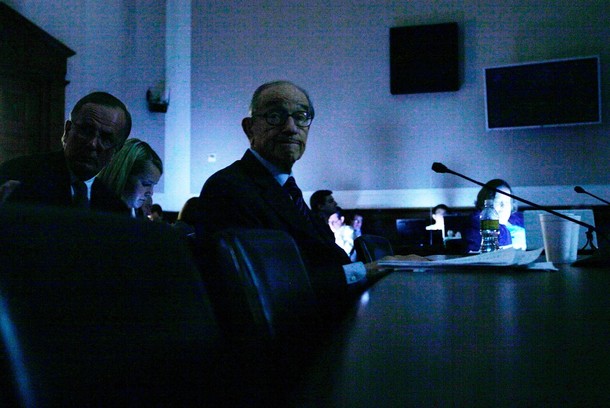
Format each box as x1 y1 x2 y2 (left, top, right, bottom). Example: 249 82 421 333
574 186 585 193
431 162 448 173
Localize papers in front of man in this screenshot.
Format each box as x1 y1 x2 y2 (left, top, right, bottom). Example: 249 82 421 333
378 247 556 271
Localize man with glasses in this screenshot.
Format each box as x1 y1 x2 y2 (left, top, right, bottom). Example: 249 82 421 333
197 80 386 314
0 92 131 207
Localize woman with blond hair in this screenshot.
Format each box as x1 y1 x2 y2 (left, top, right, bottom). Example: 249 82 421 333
91 139 162 217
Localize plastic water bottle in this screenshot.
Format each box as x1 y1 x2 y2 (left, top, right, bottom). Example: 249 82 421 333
480 199 500 252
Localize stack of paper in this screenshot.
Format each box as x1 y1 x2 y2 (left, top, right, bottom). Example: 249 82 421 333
378 247 556 271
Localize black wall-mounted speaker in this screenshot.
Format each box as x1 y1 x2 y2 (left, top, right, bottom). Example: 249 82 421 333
390 22 460 95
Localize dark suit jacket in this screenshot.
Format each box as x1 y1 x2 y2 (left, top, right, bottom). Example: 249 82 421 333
0 150 131 216
0 150 77 207
197 150 352 306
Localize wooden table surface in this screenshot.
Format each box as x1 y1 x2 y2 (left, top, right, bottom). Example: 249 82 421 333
294 263 610 407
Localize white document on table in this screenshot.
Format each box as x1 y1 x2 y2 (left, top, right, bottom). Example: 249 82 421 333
378 247 553 270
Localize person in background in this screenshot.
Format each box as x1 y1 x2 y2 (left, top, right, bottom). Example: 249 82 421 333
426 203 450 238
149 204 164 222
328 208 356 261
350 212 364 239
463 179 526 252
91 139 163 217
309 189 338 226
0 92 132 208
197 80 393 314
173 197 199 236
426 204 449 229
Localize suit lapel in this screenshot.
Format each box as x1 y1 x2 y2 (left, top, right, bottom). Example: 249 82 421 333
240 151 329 241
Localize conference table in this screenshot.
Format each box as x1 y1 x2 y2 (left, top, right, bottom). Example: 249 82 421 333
294 262 610 407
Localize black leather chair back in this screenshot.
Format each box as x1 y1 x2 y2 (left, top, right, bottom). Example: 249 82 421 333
211 228 320 344
354 234 394 263
0 205 222 407
206 228 325 406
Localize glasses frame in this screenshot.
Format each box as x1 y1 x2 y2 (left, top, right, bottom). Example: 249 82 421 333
71 121 120 150
253 110 313 128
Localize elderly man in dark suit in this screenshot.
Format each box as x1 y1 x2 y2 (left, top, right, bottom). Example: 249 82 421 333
197 81 386 310
0 92 131 207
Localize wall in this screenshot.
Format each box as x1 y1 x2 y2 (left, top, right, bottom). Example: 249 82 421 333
3 0 168 191
4 0 610 211
191 0 610 210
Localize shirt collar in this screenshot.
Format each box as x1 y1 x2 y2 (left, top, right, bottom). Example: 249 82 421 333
249 148 293 186
69 170 95 200
83 178 94 200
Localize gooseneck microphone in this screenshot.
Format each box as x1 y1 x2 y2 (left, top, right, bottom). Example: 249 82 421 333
574 186 610 206
432 162 602 250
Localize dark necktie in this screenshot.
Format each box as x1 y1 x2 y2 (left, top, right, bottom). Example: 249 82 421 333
72 181 89 208
283 176 312 221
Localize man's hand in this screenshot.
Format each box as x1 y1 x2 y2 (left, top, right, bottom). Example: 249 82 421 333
0 180 21 204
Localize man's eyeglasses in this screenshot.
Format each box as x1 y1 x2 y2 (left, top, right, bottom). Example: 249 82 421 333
253 110 313 128
72 122 119 150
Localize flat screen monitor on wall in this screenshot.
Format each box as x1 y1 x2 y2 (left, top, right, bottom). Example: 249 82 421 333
484 56 601 130
390 22 459 95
